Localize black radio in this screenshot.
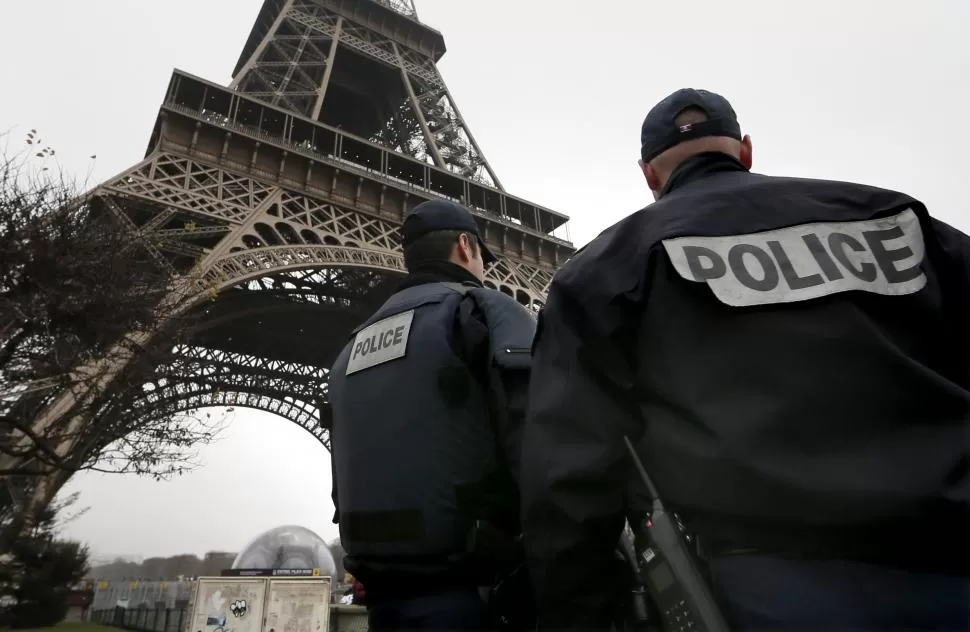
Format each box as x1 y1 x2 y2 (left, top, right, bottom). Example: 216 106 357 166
616 523 655 632
623 437 730 632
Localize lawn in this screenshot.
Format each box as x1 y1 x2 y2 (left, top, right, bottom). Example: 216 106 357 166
14 623 116 632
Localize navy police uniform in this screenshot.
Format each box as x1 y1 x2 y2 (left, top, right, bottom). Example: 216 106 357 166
520 89 970 631
329 200 536 631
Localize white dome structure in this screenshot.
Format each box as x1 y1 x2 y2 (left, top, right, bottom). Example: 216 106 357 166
231 525 337 576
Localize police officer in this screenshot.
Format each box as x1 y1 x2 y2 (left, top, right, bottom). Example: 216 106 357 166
329 199 537 631
520 88 970 631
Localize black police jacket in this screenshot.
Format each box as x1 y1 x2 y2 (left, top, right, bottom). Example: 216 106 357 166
520 153 970 630
329 263 535 596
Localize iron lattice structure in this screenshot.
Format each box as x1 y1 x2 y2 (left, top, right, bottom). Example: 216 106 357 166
48 0 574 450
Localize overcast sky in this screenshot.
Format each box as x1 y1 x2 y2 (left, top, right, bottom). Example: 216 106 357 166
1 0 967 560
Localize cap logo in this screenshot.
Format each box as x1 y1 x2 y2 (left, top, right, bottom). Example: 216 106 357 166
678 124 693 133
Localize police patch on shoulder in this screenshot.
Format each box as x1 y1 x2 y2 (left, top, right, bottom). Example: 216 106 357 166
346 310 414 375
661 208 927 307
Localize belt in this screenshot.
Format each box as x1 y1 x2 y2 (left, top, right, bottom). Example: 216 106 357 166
362 577 482 603
702 526 969 575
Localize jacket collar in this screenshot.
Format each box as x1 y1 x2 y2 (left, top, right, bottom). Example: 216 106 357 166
658 152 749 199
396 261 483 292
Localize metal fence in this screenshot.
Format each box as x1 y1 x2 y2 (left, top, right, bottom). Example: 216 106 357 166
90 608 186 632
90 580 194 611
89 605 368 632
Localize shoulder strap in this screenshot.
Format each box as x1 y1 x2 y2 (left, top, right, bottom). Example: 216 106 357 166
458 289 535 485
465 288 536 361
351 282 473 335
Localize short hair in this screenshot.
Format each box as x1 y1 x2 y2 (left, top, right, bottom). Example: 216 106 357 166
402 229 479 269
674 106 709 127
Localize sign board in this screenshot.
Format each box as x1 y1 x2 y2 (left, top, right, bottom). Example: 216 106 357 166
187 576 332 632
264 579 331 632
221 568 321 578
189 578 267 632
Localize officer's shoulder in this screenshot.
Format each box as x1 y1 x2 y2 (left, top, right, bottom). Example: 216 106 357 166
466 284 533 313
462 286 536 351
662 170 929 235
774 172 921 206
554 207 659 298
737 173 926 220
930 217 970 261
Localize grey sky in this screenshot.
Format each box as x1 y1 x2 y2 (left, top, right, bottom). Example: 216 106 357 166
1 0 967 559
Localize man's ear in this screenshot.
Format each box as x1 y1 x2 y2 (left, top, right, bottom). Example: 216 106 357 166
640 159 662 192
455 233 474 262
739 134 753 169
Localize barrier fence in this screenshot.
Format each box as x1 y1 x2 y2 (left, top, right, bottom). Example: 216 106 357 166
90 608 185 632
89 605 368 632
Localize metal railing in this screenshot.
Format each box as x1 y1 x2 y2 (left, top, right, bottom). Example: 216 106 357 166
372 0 417 18
89 605 368 632
90 607 184 632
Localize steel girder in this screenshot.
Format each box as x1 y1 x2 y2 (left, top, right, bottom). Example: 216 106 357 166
232 0 501 189
121 264 401 450
373 0 417 17
134 344 331 448
98 153 552 305
85 151 551 447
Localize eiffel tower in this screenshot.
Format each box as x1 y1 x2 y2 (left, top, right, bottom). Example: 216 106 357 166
23 0 573 481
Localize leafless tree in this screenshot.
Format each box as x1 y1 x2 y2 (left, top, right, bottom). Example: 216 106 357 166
0 132 228 548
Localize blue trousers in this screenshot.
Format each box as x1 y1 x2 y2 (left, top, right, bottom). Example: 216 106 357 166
710 555 970 631
366 586 488 631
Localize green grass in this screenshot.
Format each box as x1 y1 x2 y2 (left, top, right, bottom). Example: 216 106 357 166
14 622 117 632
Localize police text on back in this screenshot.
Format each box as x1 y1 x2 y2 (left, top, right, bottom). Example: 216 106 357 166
662 208 926 306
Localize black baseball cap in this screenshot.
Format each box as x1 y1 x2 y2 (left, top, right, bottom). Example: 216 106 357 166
401 199 498 265
640 88 742 163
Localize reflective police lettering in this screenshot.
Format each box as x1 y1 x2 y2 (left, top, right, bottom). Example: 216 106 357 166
346 310 414 375
661 208 926 306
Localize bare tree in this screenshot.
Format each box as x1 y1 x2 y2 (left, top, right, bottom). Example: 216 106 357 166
0 133 228 547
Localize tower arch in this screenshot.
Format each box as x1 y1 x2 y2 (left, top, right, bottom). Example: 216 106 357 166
9 1 575 526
